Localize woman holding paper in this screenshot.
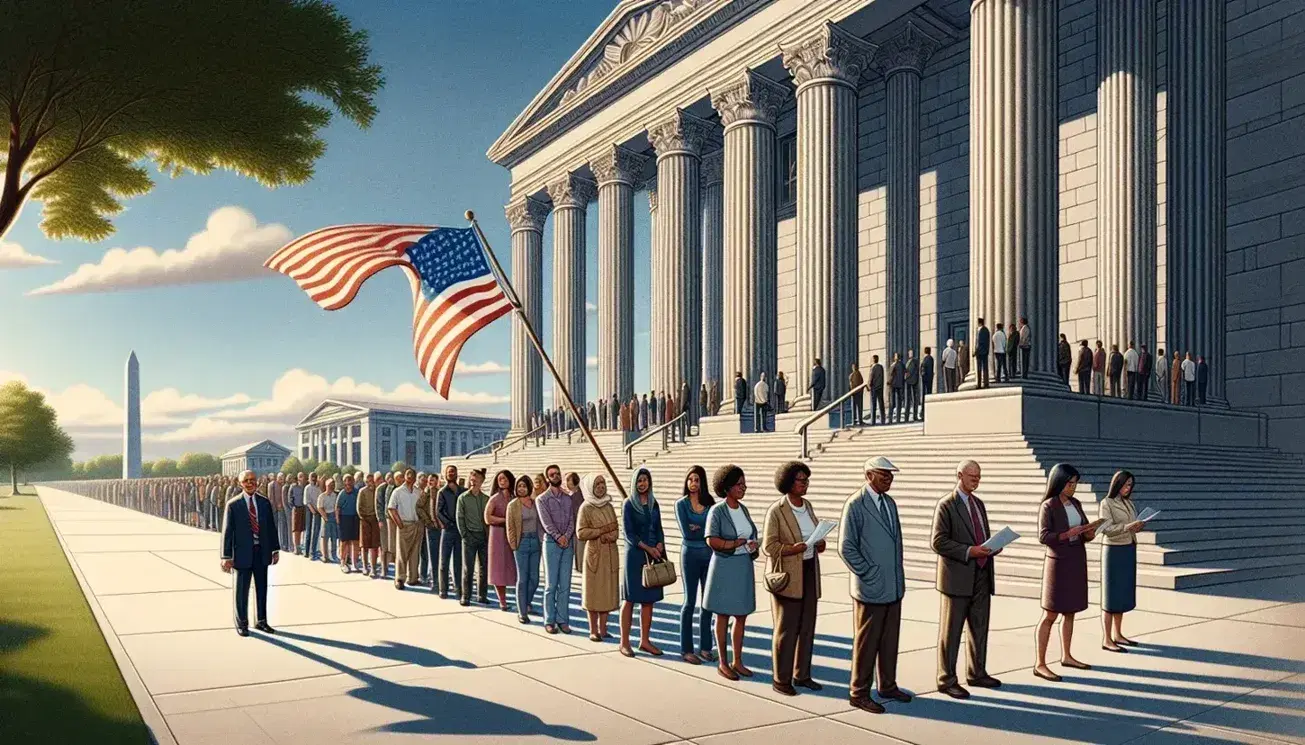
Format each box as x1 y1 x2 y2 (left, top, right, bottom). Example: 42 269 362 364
1034 463 1099 681
762 461 828 696
1099 470 1145 652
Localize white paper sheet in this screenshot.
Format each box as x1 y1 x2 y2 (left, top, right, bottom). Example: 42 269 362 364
1137 506 1161 522
981 526 1020 552
805 519 838 546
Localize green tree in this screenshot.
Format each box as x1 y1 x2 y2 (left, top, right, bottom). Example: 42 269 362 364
0 381 74 491
0 0 383 243
391 461 409 474
81 454 122 479
313 461 338 480
280 456 305 476
140 461 154 478
177 452 220 476
301 457 320 474
151 458 178 477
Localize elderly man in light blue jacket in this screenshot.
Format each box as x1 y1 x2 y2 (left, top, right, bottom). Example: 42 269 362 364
840 455 909 715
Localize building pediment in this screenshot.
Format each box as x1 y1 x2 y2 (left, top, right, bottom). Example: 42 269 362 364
489 0 770 168
296 399 370 427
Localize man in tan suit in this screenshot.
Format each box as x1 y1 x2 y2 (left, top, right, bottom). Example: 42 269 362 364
929 460 1002 699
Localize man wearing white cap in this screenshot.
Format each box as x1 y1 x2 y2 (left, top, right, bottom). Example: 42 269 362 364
840 455 909 714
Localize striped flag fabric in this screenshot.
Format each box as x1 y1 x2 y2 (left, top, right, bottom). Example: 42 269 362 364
265 224 514 398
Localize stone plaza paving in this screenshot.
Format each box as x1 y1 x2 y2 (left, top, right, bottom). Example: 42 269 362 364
37 486 1305 745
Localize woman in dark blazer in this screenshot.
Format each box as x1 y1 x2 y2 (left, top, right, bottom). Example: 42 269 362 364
1034 463 1099 681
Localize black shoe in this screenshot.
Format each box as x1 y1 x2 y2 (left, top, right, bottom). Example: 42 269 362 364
772 682 797 696
459 599 471 607
235 626 249 637
849 696 885 714
938 684 970 699
255 622 275 635
795 678 823 692
967 676 1002 688
878 688 912 703
439 593 449 600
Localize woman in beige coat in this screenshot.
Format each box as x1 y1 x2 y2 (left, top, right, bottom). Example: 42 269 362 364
762 461 826 696
577 473 620 642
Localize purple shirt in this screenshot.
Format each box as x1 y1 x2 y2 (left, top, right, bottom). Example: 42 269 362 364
537 486 575 542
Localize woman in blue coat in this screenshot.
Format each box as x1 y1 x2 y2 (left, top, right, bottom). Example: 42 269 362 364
704 464 759 681
620 467 665 658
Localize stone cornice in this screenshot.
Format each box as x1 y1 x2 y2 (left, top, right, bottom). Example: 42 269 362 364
589 144 652 186
505 196 550 234
700 149 725 187
780 20 878 89
647 109 721 158
710 68 789 129
546 174 599 210
870 21 940 78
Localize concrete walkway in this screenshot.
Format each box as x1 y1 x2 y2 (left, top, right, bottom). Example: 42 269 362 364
38 486 1305 745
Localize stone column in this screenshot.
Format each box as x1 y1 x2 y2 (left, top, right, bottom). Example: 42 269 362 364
711 68 788 413
874 23 938 364
590 145 649 404
968 0 1060 385
700 149 725 399
1167 0 1225 404
546 174 596 412
783 22 876 404
645 181 661 396
647 109 716 403
1097 0 1157 368
506 196 549 432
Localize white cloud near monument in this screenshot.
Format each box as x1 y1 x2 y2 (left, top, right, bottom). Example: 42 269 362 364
147 416 287 444
27 206 291 295
455 360 509 375
0 242 56 268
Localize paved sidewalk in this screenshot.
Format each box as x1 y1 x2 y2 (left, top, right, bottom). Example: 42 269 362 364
38 487 1305 745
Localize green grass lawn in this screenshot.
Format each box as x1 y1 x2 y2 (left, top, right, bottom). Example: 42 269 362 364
0 489 150 743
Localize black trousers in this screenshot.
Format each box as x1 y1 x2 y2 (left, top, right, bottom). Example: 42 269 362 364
1124 372 1135 399
906 384 919 420
890 387 904 421
1109 374 1121 397
811 387 825 410
462 536 488 600
1135 373 1149 400
994 353 1005 382
1077 370 1091 394
870 388 886 424
922 375 933 401
233 554 270 628
975 355 989 388
1198 382 1207 405
1020 347 1031 378
851 392 864 424
1058 363 1071 386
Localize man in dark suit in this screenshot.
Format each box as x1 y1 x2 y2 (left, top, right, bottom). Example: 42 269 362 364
1137 345 1154 401
774 371 788 414
1107 343 1124 398
221 470 281 636
808 358 827 410
868 355 886 426
889 353 906 422
930 460 1001 699
974 318 991 389
1197 356 1209 404
921 347 935 406
904 350 920 422
848 363 865 425
1075 340 1093 394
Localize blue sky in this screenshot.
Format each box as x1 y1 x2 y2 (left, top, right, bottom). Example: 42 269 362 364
0 0 655 460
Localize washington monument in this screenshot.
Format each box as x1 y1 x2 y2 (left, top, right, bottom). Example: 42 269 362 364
123 351 141 479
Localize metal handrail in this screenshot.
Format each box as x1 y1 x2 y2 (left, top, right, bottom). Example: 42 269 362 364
795 382 869 459
624 412 688 469
469 423 547 463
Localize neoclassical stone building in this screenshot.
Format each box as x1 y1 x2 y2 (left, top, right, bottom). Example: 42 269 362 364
490 0 1305 450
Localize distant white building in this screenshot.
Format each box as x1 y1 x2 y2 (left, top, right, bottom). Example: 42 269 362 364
221 440 292 477
293 398 511 474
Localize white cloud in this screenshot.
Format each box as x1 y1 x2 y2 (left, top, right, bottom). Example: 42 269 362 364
0 242 56 269
0 370 29 385
142 388 252 417
585 301 597 313
454 360 509 375
586 355 598 369
146 417 288 445
28 206 292 296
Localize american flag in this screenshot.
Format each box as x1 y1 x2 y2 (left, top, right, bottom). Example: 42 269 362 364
265 224 514 398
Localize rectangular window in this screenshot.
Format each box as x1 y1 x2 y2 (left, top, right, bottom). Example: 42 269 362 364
301 432 309 443
352 443 361 464
351 424 361 437
422 429 433 437
460 432 468 455
779 134 797 207
382 427 391 437
406 428 417 438
405 442 417 467
381 442 392 465
302 447 309 459
423 441 433 465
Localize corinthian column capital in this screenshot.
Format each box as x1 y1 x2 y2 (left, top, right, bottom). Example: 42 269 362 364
505 195 550 234
871 21 940 78
647 109 720 158
589 144 650 187
546 173 598 210
700 149 724 189
710 69 789 129
781 20 878 88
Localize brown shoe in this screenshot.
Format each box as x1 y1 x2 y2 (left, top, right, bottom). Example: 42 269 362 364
772 681 797 696
878 688 912 703
733 664 754 678
937 684 970 699
795 678 823 692
717 665 740 681
967 676 1002 688
849 696 885 714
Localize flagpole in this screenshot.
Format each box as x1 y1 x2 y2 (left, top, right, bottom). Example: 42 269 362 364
466 211 631 503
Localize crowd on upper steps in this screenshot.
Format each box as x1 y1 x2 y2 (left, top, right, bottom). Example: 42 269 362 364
51 453 1152 711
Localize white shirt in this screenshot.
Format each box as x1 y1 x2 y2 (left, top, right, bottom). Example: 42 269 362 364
1155 355 1168 377
790 501 817 560
1064 501 1083 543
387 483 420 522
941 347 958 369
1182 359 1196 381
317 490 338 513
754 379 770 404
727 504 752 555
864 484 894 533
1124 348 1139 372
993 330 1007 350
304 484 322 510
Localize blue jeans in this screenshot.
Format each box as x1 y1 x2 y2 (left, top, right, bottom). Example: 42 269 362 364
680 545 714 656
440 528 463 597
542 536 574 627
421 527 440 585
514 533 542 617
304 512 322 558
323 516 339 562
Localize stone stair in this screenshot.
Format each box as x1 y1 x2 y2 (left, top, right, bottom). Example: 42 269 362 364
463 419 1305 595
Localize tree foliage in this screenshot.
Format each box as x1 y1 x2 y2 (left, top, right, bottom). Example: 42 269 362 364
280 456 305 476
0 381 75 490
313 461 338 479
0 0 384 242
391 461 409 474
176 452 220 476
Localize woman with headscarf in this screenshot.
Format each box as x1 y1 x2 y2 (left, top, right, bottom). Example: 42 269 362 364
484 469 517 612
507 474 544 624
704 464 759 681
1099 470 1145 652
1034 463 1100 681
577 472 620 642
620 467 665 657
674 465 715 664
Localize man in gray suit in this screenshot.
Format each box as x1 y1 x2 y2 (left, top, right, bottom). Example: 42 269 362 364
930 460 1002 699
840 456 910 714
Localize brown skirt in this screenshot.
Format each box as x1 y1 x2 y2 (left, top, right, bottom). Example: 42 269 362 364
360 516 381 548
292 506 308 532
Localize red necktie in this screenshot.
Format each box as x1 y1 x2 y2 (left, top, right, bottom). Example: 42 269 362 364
967 498 987 568
248 497 260 542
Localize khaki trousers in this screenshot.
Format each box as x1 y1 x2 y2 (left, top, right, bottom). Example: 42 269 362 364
851 598 902 700
771 558 819 686
936 568 992 688
396 521 423 584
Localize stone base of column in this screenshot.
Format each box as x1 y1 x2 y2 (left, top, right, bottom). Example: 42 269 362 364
958 367 1067 393
923 386 1265 447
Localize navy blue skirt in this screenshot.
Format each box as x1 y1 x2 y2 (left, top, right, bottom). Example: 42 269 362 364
1101 542 1137 613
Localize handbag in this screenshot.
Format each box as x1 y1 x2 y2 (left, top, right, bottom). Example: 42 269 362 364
763 546 789 594
642 555 677 589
